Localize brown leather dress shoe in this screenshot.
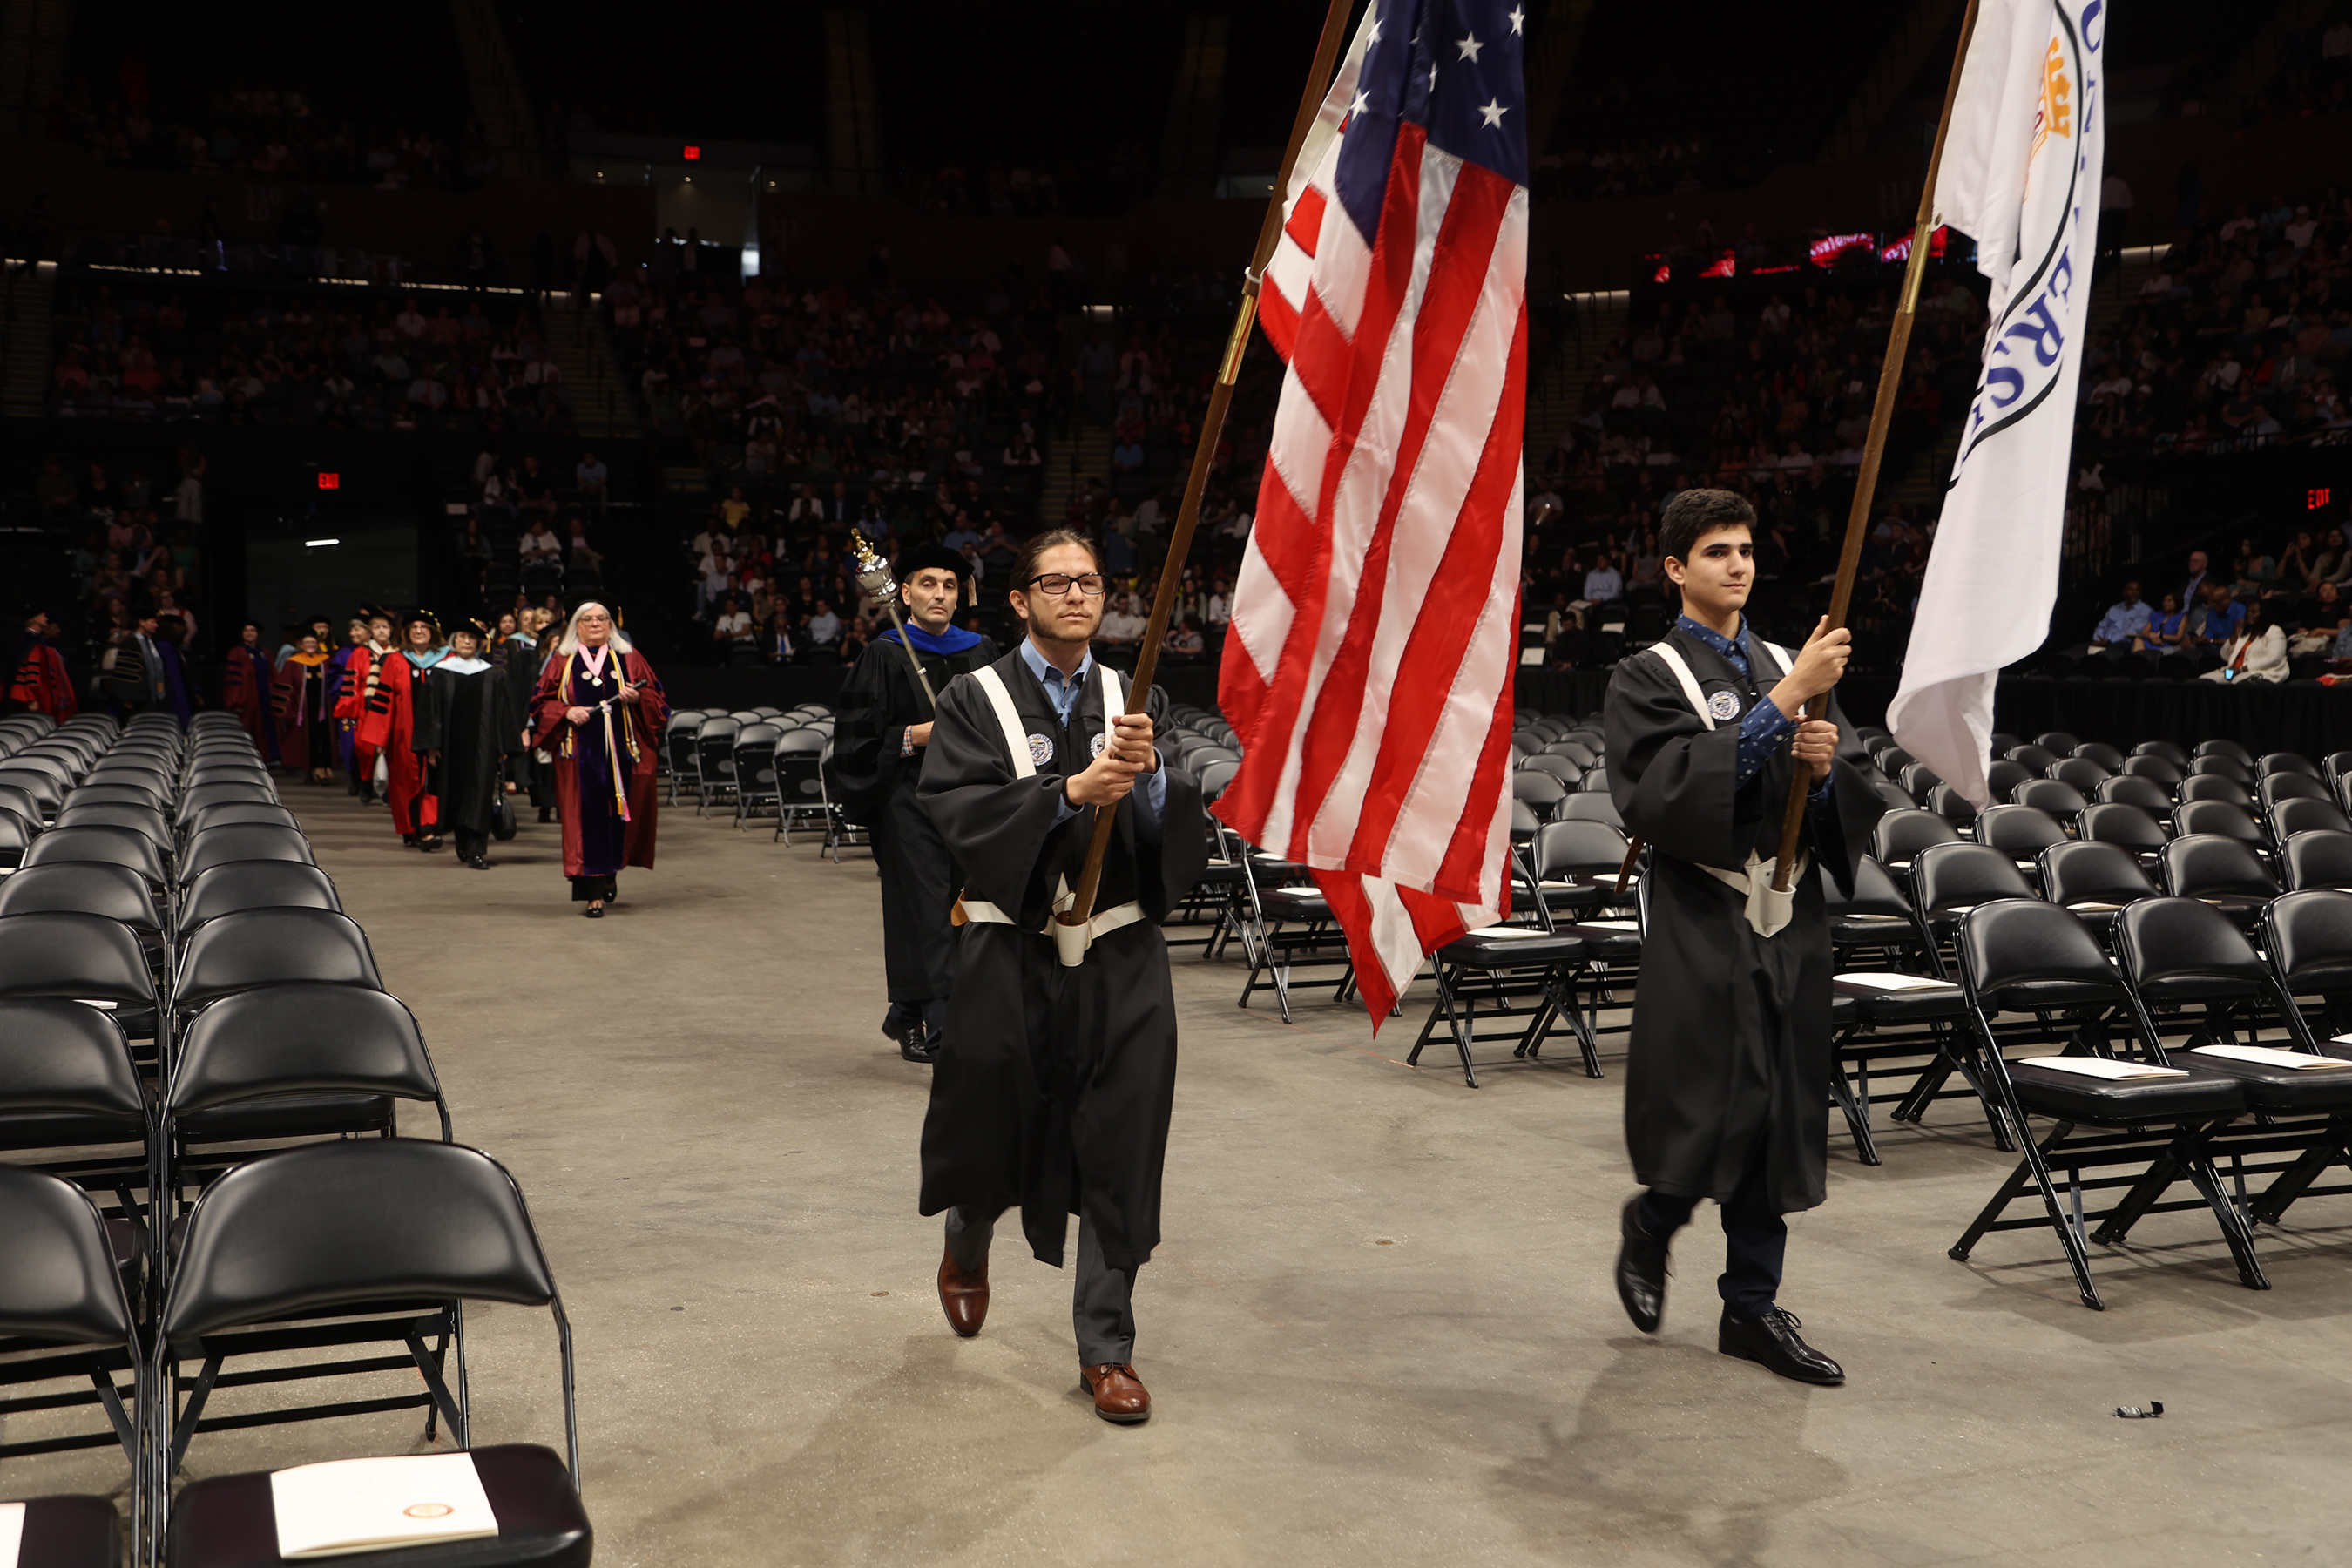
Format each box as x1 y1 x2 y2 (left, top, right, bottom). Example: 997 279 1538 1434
937 1244 989 1337
1080 1362 1152 1424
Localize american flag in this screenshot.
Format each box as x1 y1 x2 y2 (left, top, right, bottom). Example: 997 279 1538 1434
1215 0 1528 1025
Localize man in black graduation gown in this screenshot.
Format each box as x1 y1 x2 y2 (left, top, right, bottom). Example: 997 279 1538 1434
832 545 1000 1063
414 618 513 870
1605 488 1883 1385
916 528 1206 1425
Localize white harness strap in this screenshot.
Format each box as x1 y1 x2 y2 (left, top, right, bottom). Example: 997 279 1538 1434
1646 644 1717 730
970 666 1035 778
1644 636 1804 936
960 659 1144 966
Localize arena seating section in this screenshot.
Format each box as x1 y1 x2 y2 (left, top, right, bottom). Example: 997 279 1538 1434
0 709 591 1565
47 277 574 434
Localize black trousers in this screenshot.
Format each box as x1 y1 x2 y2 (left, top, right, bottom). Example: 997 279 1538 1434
947 1206 1139 1366
1638 1136 1788 1317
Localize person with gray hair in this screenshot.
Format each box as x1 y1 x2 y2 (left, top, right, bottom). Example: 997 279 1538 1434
528 602 669 916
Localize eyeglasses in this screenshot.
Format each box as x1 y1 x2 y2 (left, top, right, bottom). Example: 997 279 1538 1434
1024 572 1107 597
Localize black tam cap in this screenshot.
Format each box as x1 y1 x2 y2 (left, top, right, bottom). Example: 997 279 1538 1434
896 545 973 585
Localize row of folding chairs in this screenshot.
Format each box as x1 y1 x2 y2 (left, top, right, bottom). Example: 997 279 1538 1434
658 704 829 809
1935 892 2352 1310
1152 705 1254 963
0 710 589 1567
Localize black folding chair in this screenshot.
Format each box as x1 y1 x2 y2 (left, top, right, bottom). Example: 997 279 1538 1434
52 802 173 857
22 826 167 895
174 802 299 841
2158 833 2278 930
178 860 342 932
166 983 449 1211
2281 830 2352 893
1825 858 1977 1163
174 824 316 892
0 1166 145 1560
1405 856 1593 1086
1869 808 1958 872
693 716 741 817
152 1140 588 1566
1945 899 2261 1310
2110 896 2352 1245
2079 801 2169 864
2038 840 2159 944
773 731 829 846
171 909 383 1037
732 721 782 830
1973 805 2066 888
0 998 159 1315
817 739 871 863
0 862 170 993
0 911 162 1046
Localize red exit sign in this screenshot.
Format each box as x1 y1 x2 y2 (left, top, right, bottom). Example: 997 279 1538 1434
682 145 700 161
317 472 339 490
2312 487 2334 510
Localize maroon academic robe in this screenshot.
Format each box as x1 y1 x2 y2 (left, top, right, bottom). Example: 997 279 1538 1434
530 645 668 877
270 653 335 772
223 644 277 760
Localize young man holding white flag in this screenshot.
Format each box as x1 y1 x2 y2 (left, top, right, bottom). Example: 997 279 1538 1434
1889 0 2107 800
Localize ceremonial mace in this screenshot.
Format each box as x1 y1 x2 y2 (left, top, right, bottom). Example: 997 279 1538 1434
1058 0 1355 934
849 531 939 709
1764 0 1983 893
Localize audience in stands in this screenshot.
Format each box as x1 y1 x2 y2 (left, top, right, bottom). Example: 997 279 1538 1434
44 280 574 433
2074 190 2351 465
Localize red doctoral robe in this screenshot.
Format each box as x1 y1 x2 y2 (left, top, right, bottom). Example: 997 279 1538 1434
8 639 77 719
530 645 668 876
357 650 436 835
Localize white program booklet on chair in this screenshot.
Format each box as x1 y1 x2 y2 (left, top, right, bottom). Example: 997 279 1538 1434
1 1500 24 1568
1836 972 1958 992
2017 1056 2186 1080
2195 1044 2352 1071
270 1453 497 1558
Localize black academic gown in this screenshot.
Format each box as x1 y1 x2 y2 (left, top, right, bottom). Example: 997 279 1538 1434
489 638 545 803
832 630 1000 1005
1605 625 1884 1215
916 649 1207 1272
413 659 513 839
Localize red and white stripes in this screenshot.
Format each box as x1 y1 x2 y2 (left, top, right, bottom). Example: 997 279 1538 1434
1216 56 1528 1024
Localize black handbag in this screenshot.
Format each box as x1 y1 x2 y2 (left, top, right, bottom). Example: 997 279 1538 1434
490 796 518 841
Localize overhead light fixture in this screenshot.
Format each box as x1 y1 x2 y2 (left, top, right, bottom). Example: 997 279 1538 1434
305 537 340 548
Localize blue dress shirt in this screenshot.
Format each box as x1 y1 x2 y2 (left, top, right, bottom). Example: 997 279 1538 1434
1673 614 1833 801
1019 639 1166 839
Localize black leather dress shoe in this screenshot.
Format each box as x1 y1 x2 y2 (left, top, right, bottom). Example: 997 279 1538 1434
899 1022 937 1064
1719 1307 1845 1385
1614 1196 1669 1333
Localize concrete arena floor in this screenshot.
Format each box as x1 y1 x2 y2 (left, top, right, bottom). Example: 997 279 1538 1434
13 786 2352 1566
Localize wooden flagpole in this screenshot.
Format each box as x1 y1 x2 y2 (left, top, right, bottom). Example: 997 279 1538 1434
1058 0 1355 930
1768 0 1981 892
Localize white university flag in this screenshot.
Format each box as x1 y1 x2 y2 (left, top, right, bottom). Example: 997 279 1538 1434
1889 0 2106 805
